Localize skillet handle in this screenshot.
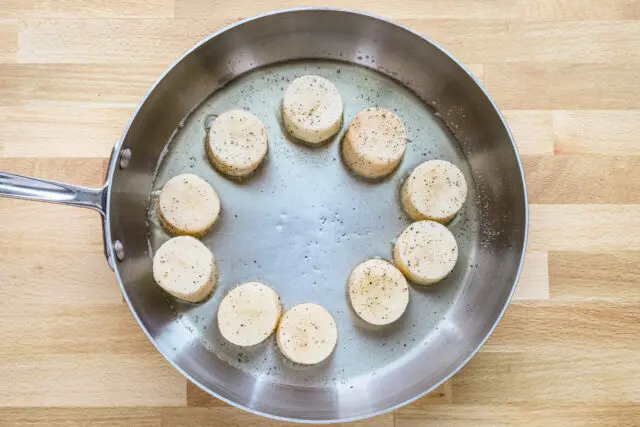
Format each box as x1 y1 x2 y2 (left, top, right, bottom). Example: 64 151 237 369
0 171 115 268
0 172 106 215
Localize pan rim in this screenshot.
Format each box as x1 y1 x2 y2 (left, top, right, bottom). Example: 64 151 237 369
105 7 529 423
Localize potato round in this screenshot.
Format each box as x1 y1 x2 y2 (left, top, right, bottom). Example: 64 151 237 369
282 75 343 144
277 303 338 365
158 173 220 237
217 281 282 347
152 236 217 302
348 258 409 325
401 160 467 224
393 220 458 285
207 109 268 178
342 108 407 179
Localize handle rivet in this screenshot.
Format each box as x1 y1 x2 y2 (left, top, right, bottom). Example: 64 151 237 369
114 240 125 261
119 149 132 169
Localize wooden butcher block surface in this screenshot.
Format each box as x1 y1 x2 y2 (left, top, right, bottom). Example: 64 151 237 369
0 0 639 425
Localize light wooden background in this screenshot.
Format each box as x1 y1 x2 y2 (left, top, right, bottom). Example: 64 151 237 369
1 0 639 425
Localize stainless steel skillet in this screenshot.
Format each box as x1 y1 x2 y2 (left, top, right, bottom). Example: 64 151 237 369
0 8 527 423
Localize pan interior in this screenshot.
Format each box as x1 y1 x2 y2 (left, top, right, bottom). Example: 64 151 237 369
108 9 527 422
148 60 477 390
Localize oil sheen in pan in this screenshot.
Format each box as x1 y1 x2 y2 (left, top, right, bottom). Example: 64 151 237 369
147 60 478 388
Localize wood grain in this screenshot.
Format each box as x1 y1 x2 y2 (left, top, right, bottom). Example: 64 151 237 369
18 19 640 65
0 64 161 106
529 205 640 251
0 157 107 184
553 110 640 155
18 18 230 64
485 63 640 109
523 155 640 204
0 158 106 251
0 249 120 305
452 349 640 404
503 110 554 155
518 0 640 19
512 251 549 300
0 408 162 426
173 0 520 19
505 110 640 156
2 404 638 427
549 251 640 301
395 404 640 427
0 0 175 18
407 20 640 64
0 20 18 63
0 201 103 248
0 304 154 355
0 106 131 158
0 353 186 407
174 0 640 20
486 301 639 351
1 0 639 425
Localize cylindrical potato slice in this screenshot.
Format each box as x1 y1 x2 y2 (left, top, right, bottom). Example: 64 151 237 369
277 303 338 365
342 108 406 179
401 160 467 224
207 109 268 178
152 236 217 302
393 220 458 285
348 258 409 325
217 281 282 347
158 173 220 237
282 75 343 144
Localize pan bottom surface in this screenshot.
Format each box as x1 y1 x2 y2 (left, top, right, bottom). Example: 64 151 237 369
147 60 478 390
